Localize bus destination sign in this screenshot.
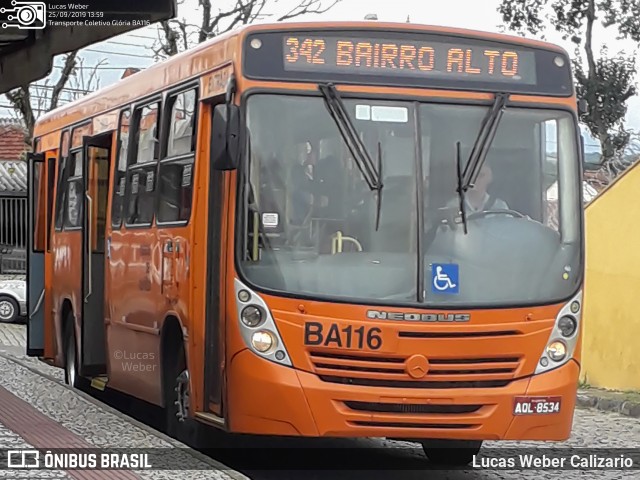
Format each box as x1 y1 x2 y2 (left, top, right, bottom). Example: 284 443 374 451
282 35 537 85
243 30 573 95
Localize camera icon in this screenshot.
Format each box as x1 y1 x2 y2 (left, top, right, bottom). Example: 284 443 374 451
0 1 47 30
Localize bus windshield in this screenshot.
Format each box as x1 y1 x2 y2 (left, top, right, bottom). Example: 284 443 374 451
239 93 581 307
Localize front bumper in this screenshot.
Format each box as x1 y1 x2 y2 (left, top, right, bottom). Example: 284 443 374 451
227 349 579 440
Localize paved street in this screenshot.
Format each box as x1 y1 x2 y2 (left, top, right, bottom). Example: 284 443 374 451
212 408 640 479
0 322 638 479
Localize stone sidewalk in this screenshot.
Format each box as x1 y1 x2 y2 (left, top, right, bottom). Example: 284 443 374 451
577 387 640 419
0 324 246 480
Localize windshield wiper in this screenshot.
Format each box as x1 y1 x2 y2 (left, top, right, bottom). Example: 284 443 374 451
318 83 384 229
461 92 510 191
453 92 509 235
375 141 383 230
455 141 468 234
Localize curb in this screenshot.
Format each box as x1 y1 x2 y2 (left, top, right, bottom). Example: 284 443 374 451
577 389 640 418
0 350 249 480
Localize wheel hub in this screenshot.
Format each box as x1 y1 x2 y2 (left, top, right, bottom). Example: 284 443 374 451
0 301 14 320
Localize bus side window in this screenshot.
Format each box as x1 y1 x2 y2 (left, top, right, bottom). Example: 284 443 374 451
125 102 160 226
64 149 84 229
46 155 56 250
54 131 70 231
157 88 197 224
32 157 46 252
111 109 131 228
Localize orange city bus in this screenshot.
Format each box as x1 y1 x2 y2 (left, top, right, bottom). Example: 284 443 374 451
26 21 585 465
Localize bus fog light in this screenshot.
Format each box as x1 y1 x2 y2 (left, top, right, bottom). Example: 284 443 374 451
546 341 567 362
241 305 263 327
570 301 580 314
558 316 577 337
539 357 549 367
251 330 276 352
238 290 251 302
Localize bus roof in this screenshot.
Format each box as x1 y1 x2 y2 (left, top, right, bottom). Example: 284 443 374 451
34 21 569 137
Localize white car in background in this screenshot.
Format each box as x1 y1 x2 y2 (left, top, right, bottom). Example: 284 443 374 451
0 275 26 323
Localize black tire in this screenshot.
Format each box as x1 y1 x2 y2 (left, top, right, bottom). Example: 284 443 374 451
64 321 80 388
421 439 482 466
0 295 19 323
163 338 216 448
164 340 184 439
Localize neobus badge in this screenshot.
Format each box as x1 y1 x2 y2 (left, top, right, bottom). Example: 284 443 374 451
367 311 470 322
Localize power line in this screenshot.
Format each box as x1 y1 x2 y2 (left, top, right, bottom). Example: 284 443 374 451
121 32 160 41
52 65 152 71
106 39 156 48
0 104 51 112
30 84 93 94
84 48 156 59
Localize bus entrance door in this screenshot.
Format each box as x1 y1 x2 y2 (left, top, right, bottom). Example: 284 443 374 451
79 134 112 377
26 152 46 356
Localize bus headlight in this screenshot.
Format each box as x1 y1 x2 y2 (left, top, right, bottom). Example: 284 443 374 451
535 290 582 375
251 330 276 353
546 341 567 361
234 278 292 367
557 316 577 337
241 305 264 327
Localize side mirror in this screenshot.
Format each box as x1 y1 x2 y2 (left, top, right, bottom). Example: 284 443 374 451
581 134 605 170
211 103 241 171
578 98 588 117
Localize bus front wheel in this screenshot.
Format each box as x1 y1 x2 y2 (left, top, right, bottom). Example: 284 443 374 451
163 340 187 440
163 339 208 446
421 439 482 466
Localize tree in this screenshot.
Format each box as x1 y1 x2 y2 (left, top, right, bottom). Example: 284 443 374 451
4 53 104 143
601 130 640 180
498 0 640 162
154 0 341 58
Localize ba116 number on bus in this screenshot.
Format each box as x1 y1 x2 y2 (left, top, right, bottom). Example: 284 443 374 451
304 322 383 350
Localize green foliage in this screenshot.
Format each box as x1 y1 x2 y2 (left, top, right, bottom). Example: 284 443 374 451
575 50 637 160
498 0 640 162
601 0 640 41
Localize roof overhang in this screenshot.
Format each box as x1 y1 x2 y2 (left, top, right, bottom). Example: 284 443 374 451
0 0 177 94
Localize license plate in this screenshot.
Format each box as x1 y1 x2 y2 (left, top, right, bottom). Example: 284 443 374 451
513 396 561 415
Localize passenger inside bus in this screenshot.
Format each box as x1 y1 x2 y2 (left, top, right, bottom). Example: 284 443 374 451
241 94 579 304
444 162 510 213
288 142 314 228
259 98 548 254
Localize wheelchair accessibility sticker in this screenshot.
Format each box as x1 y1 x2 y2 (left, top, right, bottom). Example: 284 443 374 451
431 263 459 294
